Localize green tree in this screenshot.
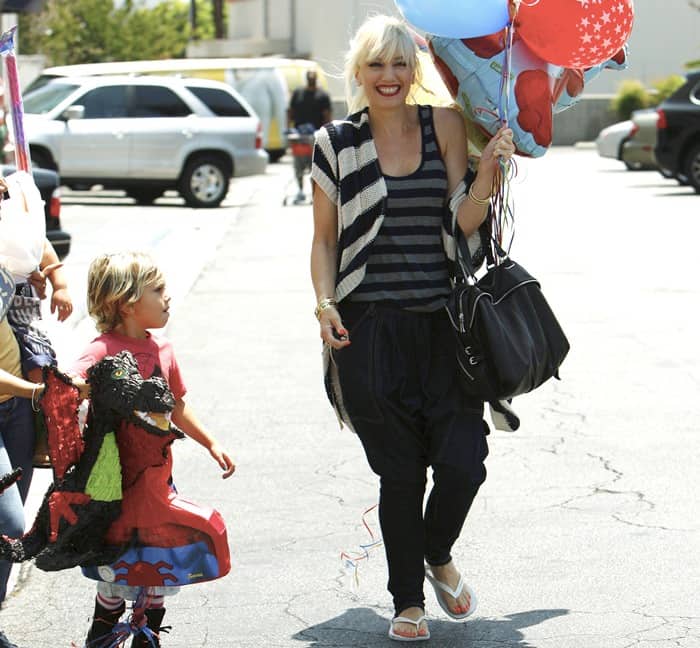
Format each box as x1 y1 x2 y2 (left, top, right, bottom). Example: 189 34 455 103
650 75 685 103
18 0 217 65
610 80 651 120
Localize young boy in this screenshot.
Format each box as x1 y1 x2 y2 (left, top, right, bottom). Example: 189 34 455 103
72 252 235 647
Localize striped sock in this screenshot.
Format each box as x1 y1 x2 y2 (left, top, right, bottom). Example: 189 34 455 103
96 593 125 611
147 595 165 609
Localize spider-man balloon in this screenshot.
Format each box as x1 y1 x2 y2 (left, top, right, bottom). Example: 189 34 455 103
428 30 627 157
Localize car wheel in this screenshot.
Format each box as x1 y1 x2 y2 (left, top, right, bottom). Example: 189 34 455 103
179 156 230 208
31 149 56 171
683 143 700 193
127 187 163 205
267 149 286 163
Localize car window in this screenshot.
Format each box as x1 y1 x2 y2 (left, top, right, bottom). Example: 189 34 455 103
77 86 130 118
669 76 700 104
23 83 80 114
130 86 192 117
690 80 700 106
185 86 250 117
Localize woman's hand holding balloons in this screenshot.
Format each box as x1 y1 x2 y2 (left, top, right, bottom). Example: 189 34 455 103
478 126 515 178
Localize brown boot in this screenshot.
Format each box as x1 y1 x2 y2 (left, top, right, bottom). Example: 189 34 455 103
85 599 125 647
131 608 168 648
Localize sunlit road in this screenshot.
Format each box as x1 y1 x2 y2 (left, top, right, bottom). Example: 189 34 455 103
5 147 699 648
41 160 294 361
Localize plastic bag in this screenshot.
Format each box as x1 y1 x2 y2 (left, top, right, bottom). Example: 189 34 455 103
0 170 46 278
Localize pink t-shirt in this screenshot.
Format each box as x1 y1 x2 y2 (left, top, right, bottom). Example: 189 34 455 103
72 331 187 400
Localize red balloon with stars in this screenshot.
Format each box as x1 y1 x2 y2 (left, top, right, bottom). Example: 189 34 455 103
514 0 634 68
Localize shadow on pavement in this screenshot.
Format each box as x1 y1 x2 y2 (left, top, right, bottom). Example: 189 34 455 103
292 606 569 647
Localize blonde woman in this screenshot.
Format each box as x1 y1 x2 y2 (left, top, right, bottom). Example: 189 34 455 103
310 15 515 642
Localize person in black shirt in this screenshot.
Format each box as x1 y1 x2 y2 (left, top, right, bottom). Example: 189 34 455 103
287 70 331 202
287 70 331 130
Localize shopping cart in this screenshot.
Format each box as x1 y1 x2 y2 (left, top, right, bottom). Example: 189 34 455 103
283 124 316 206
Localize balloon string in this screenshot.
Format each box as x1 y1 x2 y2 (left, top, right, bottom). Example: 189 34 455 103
498 23 514 127
492 23 516 262
340 504 383 588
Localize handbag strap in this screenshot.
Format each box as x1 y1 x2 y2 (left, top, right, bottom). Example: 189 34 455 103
455 214 507 281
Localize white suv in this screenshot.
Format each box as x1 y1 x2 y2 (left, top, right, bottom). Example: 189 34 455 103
22 75 269 207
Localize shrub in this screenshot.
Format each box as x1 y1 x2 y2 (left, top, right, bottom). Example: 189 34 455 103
610 80 651 120
650 74 686 104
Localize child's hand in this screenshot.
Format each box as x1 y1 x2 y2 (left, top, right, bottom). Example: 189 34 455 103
50 287 73 321
209 442 235 479
28 268 48 299
71 377 90 400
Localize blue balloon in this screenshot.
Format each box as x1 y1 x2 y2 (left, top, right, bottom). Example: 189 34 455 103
395 0 510 39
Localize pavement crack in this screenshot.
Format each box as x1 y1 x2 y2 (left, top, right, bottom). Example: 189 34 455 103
271 531 337 552
541 454 689 530
541 435 566 455
587 452 624 483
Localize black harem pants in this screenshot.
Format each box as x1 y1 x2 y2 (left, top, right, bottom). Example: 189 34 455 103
333 302 489 615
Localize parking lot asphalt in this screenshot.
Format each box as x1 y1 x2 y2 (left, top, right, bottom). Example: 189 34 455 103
2 150 699 647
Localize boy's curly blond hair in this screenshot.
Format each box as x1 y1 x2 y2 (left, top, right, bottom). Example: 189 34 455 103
87 252 164 333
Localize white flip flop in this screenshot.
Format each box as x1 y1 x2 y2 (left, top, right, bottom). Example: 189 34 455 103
425 567 478 620
388 614 431 642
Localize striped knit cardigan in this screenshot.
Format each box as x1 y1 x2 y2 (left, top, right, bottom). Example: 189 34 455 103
311 107 482 303
311 107 519 431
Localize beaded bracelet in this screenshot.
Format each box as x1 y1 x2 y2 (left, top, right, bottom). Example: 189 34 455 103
314 297 337 321
468 183 491 206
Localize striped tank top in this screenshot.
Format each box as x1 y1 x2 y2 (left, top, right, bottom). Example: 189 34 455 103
348 105 451 312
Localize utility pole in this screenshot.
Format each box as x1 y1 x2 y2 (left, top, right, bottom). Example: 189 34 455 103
290 0 296 56
189 0 197 39
212 0 224 39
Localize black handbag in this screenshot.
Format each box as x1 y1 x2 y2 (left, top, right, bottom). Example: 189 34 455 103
445 230 570 402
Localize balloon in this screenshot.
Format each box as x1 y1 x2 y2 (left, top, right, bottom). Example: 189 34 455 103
553 47 627 113
427 31 628 157
395 0 511 39
514 0 634 68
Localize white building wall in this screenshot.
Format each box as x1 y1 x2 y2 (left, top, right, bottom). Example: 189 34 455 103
308 0 399 99
228 0 264 39
268 0 293 40
221 0 699 98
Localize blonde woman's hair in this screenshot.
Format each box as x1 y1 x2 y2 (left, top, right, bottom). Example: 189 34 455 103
87 252 164 333
344 14 422 114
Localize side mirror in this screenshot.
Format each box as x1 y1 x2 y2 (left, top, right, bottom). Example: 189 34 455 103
61 105 85 121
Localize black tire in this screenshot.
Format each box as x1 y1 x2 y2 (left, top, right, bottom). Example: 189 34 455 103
31 148 56 171
127 187 163 205
179 156 230 208
267 149 286 163
683 143 700 193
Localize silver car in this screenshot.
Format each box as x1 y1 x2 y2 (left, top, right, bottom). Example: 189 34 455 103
595 119 634 166
21 75 268 207
621 108 658 171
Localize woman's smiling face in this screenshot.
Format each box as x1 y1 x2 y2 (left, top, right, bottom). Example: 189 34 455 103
356 56 415 108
